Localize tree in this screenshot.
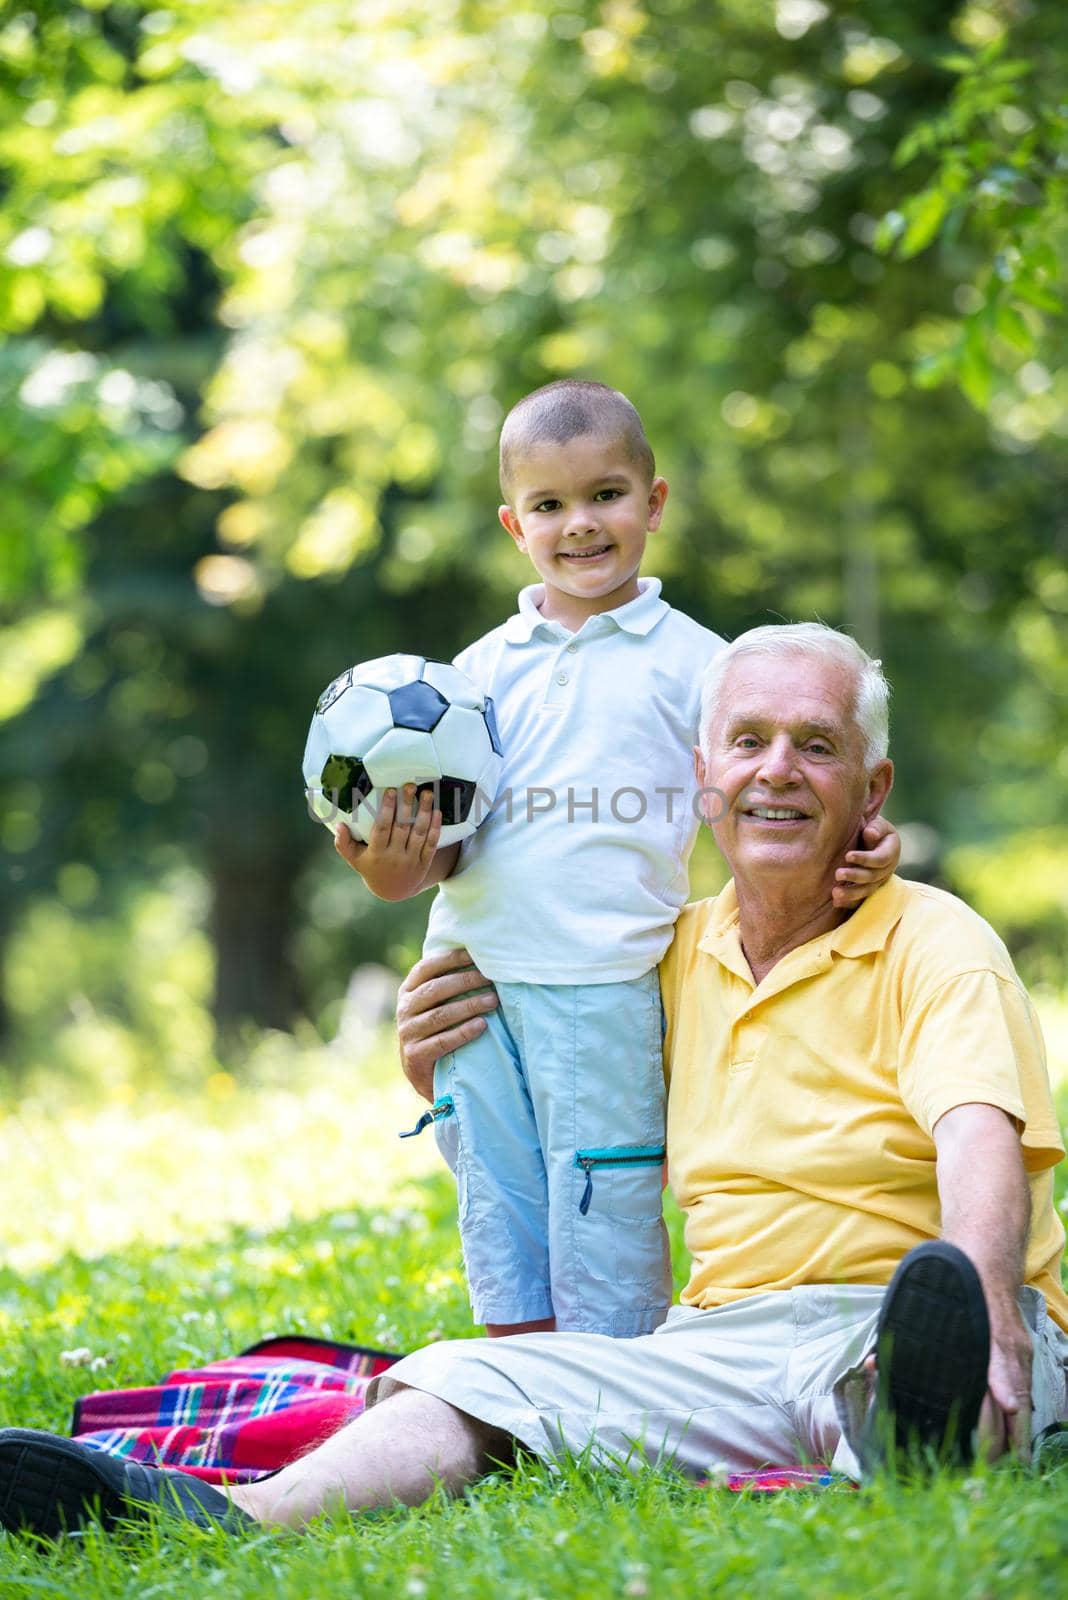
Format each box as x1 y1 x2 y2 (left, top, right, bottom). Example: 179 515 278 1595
2 0 1065 1062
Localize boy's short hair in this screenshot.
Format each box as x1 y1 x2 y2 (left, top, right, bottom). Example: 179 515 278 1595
499 380 655 498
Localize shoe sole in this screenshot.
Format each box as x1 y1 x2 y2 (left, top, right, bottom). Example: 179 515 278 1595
871 1242 990 1469
0 1429 128 1539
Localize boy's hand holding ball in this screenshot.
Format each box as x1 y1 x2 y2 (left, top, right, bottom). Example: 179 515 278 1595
303 653 502 902
335 783 449 900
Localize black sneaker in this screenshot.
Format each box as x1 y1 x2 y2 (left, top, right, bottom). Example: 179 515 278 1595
860 1241 990 1474
0 1429 256 1539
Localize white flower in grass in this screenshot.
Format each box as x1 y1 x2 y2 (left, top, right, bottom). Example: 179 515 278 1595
89 1355 112 1373
371 1204 430 1236
59 1347 93 1368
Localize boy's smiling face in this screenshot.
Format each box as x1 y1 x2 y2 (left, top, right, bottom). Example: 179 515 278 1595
498 433 668 629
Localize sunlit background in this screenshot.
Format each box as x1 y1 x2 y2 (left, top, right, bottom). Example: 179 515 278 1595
1 1 1066 1267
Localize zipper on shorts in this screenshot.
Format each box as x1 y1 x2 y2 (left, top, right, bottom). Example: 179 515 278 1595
399 1095 454 1139
574 1145 666 1215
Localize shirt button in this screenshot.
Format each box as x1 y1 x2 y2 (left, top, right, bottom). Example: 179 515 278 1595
555 671 569 685
566 642 578 654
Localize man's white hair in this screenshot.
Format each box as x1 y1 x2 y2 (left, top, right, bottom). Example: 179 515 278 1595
699 622 890 769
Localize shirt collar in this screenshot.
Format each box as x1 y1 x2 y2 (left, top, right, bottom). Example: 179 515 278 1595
501 577 669 643
825 873 910 957
695 873 910 978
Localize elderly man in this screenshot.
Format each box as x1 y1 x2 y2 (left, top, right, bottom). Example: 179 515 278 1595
2 624 1065 1536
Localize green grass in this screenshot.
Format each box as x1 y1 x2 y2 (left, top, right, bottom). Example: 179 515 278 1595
2 1040 1068 1596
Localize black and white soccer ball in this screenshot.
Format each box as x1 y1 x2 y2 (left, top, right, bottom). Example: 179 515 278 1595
302 654 503 847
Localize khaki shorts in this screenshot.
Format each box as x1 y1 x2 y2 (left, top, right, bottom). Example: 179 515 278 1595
367 1285 1068 1479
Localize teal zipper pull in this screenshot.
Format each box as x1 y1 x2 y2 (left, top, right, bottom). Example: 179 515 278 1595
399 1109 434 1139
399 1095 454 1139
573 1145 666 1214
578 1157 594 1216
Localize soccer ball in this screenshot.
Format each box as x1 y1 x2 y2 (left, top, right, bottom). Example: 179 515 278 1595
302 654 503 847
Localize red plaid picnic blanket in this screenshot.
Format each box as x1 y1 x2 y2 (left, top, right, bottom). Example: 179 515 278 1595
71 1336 397 1485
71 1335 845 1492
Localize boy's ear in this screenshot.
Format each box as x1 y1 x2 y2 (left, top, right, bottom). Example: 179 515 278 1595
499 504 526 551
647 476 669 532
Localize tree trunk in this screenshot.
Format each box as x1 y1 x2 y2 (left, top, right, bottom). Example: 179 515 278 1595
0 963 10 1056
840 388 880 657
0 901 14 1058
207 847 303 1033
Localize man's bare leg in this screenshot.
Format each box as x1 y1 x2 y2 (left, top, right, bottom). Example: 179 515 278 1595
227 1386 514 1530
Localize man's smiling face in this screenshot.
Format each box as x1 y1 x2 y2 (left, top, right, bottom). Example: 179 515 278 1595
696 652 892 886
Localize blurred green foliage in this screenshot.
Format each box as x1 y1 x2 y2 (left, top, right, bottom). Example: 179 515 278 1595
950 828 1068 990
1 0 1066 1080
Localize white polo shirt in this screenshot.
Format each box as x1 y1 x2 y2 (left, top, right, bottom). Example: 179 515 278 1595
423 579 724 984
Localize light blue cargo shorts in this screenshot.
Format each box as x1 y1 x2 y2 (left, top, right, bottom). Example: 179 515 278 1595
405 972 672 1336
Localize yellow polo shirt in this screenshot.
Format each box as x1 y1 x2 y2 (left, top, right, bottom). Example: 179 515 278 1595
661 875 1068 1330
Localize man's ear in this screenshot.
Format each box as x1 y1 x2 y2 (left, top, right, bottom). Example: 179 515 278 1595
693 745 723 828
863 759 894 825
498 504 526 552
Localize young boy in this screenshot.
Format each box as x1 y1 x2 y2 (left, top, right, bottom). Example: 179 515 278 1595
337 380 899 1339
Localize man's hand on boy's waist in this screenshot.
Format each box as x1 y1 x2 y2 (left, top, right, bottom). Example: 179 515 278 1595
396 948 499 1101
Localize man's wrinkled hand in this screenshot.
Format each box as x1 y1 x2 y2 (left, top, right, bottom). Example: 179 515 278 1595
396 948 499 1101
978 1303 1034 1464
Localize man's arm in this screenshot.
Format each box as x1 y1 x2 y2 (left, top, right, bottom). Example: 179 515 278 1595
396 948 499 1101
334 786 461 901
933 1100 1034 1462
